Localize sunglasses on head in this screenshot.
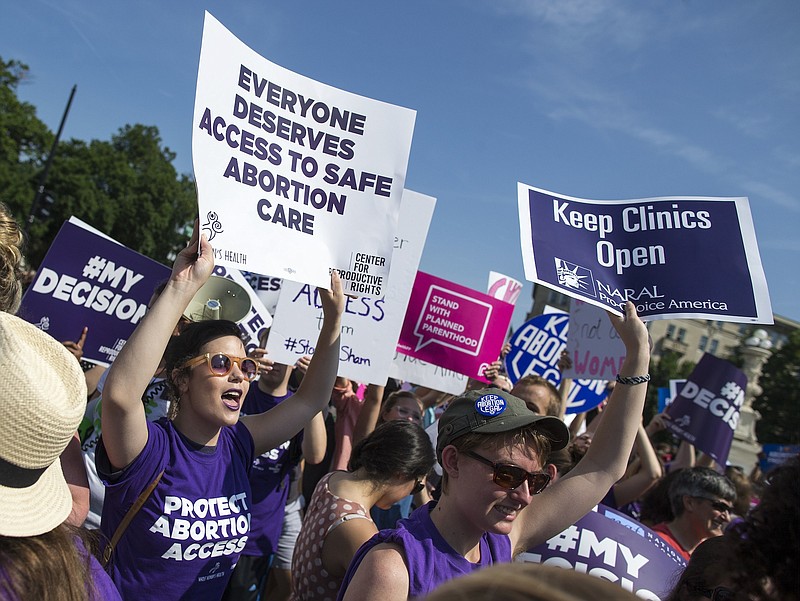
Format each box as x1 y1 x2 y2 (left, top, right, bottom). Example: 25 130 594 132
464 450 550 494
694 496 734 514
181 353 258 381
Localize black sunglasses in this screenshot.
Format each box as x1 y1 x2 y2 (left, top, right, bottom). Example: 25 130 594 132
694 496 734 514
410 479 425 495
464 450 550 494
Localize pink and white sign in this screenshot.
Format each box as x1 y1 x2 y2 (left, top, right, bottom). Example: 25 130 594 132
396 272 514 380
487 271 523 305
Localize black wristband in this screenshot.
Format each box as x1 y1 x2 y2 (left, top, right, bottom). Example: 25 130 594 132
616 373 650 385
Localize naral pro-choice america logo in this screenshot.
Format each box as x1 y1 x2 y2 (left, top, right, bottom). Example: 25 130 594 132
555 258 597 297
475 393 507 416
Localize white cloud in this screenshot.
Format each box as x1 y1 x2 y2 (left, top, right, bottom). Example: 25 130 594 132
738 180 800 212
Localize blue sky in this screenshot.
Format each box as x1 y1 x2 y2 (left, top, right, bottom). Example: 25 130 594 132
2 0 798 328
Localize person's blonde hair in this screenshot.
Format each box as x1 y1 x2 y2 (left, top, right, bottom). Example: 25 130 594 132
0 202 25 314
422 563 641 601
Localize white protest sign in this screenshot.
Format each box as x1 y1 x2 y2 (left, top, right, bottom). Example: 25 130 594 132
241 272 283 316
389 350 469 396
266 190 435 383
487 271 523 305
193 12 416 295
563 298 626 380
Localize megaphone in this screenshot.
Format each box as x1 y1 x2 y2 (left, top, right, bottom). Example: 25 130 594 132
184 276 252 323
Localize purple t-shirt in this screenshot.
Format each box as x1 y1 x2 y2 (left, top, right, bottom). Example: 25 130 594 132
88 549 123 600
338 501 512 599
98 418 254 601
241 387 301 557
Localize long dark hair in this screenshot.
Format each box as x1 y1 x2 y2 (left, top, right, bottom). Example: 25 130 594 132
728 455 800 600
348 420 435 484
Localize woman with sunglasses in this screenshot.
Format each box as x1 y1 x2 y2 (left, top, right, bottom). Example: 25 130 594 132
97 226 344 601
339 302 650 600
290 419 435 601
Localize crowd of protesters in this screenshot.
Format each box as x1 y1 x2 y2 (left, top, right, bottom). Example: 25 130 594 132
1 201 798 601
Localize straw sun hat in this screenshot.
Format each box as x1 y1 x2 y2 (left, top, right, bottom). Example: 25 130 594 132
0 312 86 537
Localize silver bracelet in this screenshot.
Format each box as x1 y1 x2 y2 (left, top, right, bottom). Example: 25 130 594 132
616 373 651 385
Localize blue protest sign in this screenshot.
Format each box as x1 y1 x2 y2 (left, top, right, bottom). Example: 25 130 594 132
665 353 747 465
759 444 800 474
18 218 170 365
519 504 686 600
505 313 608 414
563 379 609 415
657 387 670 414
505 314 568 385
517 184 773 323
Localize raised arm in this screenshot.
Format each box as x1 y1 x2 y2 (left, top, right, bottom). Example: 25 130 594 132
511 301 650 554
611 422 663 507
241 271 345 456
352 383 385 446
101 225 213 469
301 409 328 465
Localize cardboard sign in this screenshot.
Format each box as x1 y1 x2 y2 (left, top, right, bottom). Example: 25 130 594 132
266 191 435 383
18 218 170 365
396 272 514 380
505 313 609 414
665 353 748 465
192 12 415 295
519 504 687 600
563 299 626 381
518 183 773 323
388 350 469 396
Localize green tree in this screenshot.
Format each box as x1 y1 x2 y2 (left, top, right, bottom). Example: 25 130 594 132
754 331 800 444
644 350 696 424
0 56 196 267
0 58 52 225
35 125 197 265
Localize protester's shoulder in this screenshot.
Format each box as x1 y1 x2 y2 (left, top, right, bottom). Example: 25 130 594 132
224 419 256 460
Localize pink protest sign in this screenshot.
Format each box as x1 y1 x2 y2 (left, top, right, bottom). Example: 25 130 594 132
396 271 514 380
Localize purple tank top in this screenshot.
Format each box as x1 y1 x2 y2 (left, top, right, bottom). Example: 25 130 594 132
338 501 511 599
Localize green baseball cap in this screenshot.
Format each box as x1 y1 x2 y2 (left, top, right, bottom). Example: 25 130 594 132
436 388 570 461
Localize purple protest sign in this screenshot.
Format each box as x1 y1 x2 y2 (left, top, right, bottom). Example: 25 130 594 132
519 504 687 600
665 353 747 465
395 271 513 380
17 218 170 365
517 184 773 323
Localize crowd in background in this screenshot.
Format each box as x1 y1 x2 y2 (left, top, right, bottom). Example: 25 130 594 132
1 202 797 601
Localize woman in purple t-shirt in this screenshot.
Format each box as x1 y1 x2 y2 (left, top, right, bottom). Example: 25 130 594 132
99 226 344 600
339 302 651 600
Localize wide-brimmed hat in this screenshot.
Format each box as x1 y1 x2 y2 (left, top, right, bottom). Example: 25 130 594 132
0 312 86 536
436 388 570 462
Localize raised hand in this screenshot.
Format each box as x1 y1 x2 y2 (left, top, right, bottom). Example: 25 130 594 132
169 219 214 294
